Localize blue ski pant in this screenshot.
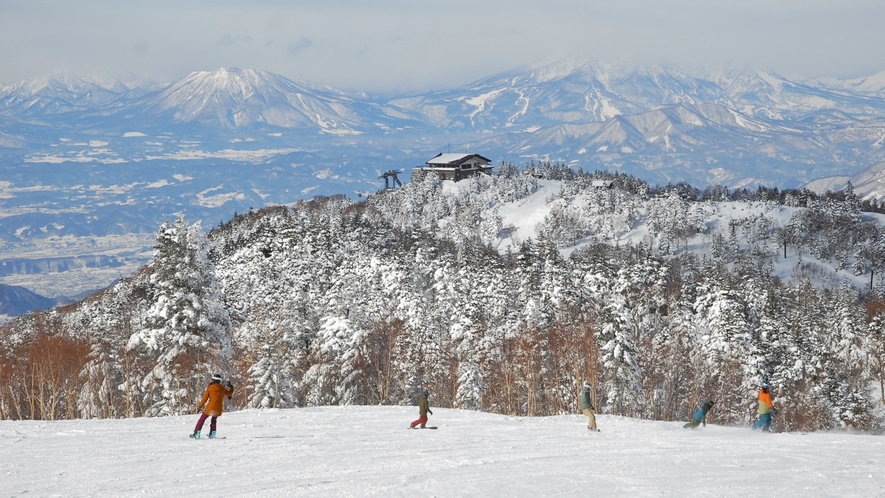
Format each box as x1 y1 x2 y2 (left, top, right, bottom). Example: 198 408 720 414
752 413 771 431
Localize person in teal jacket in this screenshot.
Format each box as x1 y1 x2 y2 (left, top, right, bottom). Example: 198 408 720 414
683 400 715 429
580 382 598 431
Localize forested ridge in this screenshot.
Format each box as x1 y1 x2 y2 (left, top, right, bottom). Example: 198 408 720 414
2 163 884 432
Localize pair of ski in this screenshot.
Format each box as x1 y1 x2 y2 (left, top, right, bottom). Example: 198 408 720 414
409 426 438 430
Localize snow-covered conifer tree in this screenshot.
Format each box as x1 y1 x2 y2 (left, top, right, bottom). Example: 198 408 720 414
127 217 232 416
822 283 875 428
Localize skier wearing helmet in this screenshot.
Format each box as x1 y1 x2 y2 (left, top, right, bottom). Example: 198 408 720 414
580 381 599 431
752 381 775 432
410 389 433 429
191 373 234 439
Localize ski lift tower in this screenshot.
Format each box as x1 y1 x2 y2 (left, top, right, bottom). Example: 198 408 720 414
379 170 403 190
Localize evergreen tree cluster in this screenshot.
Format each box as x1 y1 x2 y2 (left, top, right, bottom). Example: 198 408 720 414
1 165 883 432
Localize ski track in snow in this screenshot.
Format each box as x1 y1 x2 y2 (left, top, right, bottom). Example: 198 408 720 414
1 406 883 497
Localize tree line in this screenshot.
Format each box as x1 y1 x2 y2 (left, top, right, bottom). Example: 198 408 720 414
1 165 883 432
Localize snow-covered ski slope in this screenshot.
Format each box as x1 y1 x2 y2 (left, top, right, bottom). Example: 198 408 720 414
2 406 882 497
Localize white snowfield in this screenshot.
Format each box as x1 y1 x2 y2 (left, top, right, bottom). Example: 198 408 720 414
2 406 882 497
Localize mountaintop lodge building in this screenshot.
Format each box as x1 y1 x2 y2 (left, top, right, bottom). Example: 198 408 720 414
411 153 493 182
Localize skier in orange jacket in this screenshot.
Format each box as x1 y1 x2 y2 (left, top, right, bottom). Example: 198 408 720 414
752 381 774 432
191 374 234 439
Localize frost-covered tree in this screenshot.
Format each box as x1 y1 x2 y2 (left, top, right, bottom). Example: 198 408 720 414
242 304 301 409
866 307 885 411
821 283 876 428
127 217 232 416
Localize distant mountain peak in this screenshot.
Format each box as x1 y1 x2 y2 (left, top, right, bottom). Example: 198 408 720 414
182 67 273 89
0 283 56 317
177 66 274 88
128 67 384 132
0 73 132 117
827 70 885 95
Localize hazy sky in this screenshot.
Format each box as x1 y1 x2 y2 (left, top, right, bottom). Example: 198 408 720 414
2 0 884 94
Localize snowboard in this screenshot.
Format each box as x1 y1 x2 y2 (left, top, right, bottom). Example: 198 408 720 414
189 434 227 439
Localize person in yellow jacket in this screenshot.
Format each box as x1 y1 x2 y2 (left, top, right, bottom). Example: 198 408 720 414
752 381 774 432
410 389 433 429
191 374 234 439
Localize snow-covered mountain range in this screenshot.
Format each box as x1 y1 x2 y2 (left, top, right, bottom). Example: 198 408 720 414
3 60 885 299
4 61 885 188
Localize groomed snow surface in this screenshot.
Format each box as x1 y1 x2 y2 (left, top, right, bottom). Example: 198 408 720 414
2 406 882 497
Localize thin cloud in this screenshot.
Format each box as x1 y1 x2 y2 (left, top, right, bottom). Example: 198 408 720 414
1 1 884 91
217 34 253 47
134 41 149 58
286 37 313 57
